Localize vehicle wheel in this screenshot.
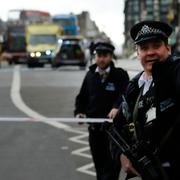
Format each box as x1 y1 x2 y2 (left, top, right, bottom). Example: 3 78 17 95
38 63 44 68
27 62 34 68
51 62 58 69
8 59 13 65
27 64 33 68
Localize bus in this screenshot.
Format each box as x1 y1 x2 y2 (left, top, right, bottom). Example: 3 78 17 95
52 14 79 36
7 9 51 24
3 9 51 64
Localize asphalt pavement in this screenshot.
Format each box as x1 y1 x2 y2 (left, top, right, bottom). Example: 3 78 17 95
0 58 143 180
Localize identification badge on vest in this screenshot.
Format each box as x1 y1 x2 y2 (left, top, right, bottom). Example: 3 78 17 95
160 98 174 112
105 82 115 91
146 107 156 123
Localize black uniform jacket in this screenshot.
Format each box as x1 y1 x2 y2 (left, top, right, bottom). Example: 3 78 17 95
112 55 180 177
74 62 129 118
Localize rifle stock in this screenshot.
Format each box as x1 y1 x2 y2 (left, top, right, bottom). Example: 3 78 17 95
104 122 169 180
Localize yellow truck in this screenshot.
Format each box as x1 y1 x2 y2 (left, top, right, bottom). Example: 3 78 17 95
26 23 63 67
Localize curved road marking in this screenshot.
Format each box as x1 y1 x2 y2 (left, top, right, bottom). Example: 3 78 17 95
10 65 96 176
10 65 70 129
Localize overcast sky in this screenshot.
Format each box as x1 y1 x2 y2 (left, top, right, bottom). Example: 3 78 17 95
0 0 124 47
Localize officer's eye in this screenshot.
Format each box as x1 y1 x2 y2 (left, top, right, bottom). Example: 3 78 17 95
139 45 148 51
152 42 162 49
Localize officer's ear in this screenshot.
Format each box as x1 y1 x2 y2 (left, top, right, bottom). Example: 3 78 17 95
166 44 171 55
136 45 140 59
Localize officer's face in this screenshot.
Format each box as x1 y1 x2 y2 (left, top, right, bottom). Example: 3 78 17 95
137 39 171 76
95 52 112 70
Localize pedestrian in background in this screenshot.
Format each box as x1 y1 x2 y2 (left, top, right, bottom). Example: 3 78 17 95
74 41 129 180
89 40 95 65
112 20 180 180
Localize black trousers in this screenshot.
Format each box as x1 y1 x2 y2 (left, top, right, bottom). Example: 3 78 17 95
88 125 120 180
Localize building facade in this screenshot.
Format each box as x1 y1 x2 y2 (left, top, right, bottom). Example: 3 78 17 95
124 0 179 57
77 11 110 42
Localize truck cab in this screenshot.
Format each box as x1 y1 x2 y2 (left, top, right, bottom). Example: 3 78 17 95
26 23 63 67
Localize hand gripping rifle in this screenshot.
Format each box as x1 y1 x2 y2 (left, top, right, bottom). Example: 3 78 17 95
104 122 169 180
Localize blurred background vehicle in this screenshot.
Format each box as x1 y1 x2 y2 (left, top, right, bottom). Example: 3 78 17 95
2 9 52 65
52 13 80 36
25 23 63 67
51 36 87 69
3 24 27 65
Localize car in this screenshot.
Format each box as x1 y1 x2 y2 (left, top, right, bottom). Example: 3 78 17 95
51 36 87 69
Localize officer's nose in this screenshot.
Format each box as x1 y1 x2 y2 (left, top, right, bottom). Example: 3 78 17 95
146 47 156 56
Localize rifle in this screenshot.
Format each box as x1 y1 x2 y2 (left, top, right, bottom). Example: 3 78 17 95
104 122 169 180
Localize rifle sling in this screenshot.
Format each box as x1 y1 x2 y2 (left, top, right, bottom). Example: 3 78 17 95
132 85 144 141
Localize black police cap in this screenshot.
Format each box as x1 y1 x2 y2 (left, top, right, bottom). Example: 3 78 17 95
94 42 115 54
130 20 173 44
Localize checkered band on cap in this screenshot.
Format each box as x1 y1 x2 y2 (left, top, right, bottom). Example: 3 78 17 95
135 25 167 40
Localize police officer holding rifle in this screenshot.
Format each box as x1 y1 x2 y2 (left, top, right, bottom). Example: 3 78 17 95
110 20 180 180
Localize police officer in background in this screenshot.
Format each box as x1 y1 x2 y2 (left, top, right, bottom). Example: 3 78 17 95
112 20 180 179
74 41 129 180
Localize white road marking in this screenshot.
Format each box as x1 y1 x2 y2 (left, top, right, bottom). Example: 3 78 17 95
69 131 89 145
77 163 96 176
7 63 140 178
10 65 111 123
68 129 96 176
61 146 69 150
9 65 138 178
10 65 96 177
10 65 70 129
71 146 92 158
